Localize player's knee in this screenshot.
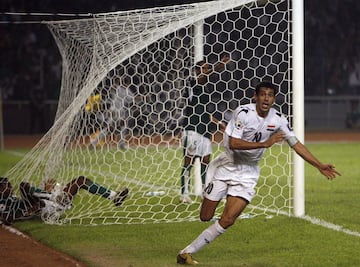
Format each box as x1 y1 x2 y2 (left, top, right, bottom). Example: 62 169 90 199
199 215 212 222
219 215 236 228
76 176 86 184
199 211 214 222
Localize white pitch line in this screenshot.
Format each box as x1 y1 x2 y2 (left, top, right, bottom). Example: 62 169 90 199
302 215 360 238
3 150 26 157
246 206 360 238
1 223 29 238
1 224 83 266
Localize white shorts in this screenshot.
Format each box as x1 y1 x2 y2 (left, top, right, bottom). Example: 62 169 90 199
182 130 212 157
204 152 260 203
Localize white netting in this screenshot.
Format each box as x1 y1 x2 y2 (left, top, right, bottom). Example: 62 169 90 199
6 0 293 225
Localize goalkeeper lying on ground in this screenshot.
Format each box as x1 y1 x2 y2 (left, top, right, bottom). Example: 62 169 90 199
0 176 129 225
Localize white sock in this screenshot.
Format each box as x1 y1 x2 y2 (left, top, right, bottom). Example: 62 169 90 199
181 220 226 254
184 169 190 195
33 192 52 200
108 190 117 199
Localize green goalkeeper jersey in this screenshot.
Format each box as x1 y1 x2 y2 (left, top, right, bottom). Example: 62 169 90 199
183 78 214 139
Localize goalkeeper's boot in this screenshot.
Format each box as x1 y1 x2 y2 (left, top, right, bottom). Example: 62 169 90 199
177 253 199 265
114 188 129 206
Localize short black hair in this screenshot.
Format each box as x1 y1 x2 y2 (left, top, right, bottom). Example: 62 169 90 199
255 81 277 95
0 177 8 183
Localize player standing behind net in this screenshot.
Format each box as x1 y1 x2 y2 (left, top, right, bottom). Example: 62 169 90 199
89 76 142 149
0 176 128 225
176 81 341 265
179 54 230 204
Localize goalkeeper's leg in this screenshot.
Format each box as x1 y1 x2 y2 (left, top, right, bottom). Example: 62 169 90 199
63 176 128 206
180 155 193 203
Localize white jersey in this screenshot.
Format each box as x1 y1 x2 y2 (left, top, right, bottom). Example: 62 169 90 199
182 130 212 157
204 103 296 202
224 103 295 164
110 86 135 119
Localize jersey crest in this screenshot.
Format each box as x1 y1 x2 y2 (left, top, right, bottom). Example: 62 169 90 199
235 120 242 129
235 108 249 129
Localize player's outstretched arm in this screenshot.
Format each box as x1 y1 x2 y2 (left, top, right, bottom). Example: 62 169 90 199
229 131 285 150
292 142 341 180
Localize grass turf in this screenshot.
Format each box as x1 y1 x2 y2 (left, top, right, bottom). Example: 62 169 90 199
1 142 359 267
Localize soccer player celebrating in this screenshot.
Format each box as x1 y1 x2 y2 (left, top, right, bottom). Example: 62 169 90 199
176 81 341 265
0 176 128 225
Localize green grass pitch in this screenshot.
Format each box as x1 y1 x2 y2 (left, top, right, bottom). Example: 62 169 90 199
1 142 360 267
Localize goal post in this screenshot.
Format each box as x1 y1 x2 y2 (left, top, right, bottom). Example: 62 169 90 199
5 0 304 225
292 0 305 217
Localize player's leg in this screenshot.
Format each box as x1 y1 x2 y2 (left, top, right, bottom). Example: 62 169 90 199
180 131 195 203
63 176 128 206
198 136 212 189
180 154 193 200
0 177 12 198
177 198 247 265
177 179 226 265
118 119 128 149
218 195 248 228
200 154 210 187
176 197 221 265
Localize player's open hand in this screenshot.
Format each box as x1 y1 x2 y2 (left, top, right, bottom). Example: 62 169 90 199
318 164 341 180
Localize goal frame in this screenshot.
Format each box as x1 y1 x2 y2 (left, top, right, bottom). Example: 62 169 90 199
292 0 305 217
3 0 306 225
48 0 307 219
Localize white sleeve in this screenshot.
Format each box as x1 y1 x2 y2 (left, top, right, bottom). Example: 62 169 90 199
225 107 247 139
279 115 298 147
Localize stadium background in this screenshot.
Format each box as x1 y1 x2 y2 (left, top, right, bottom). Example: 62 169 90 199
0 1 359 266
1 0 360 136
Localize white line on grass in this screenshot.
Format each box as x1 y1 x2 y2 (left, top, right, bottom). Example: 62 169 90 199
0 224 83 266
302 215 360 238
1 223 29 238
246 206 360 238
4 150 26 157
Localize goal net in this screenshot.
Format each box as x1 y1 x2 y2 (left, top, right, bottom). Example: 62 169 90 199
6 0 294 225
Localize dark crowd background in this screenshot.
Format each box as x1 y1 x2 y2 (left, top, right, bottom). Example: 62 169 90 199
1 0 360 133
